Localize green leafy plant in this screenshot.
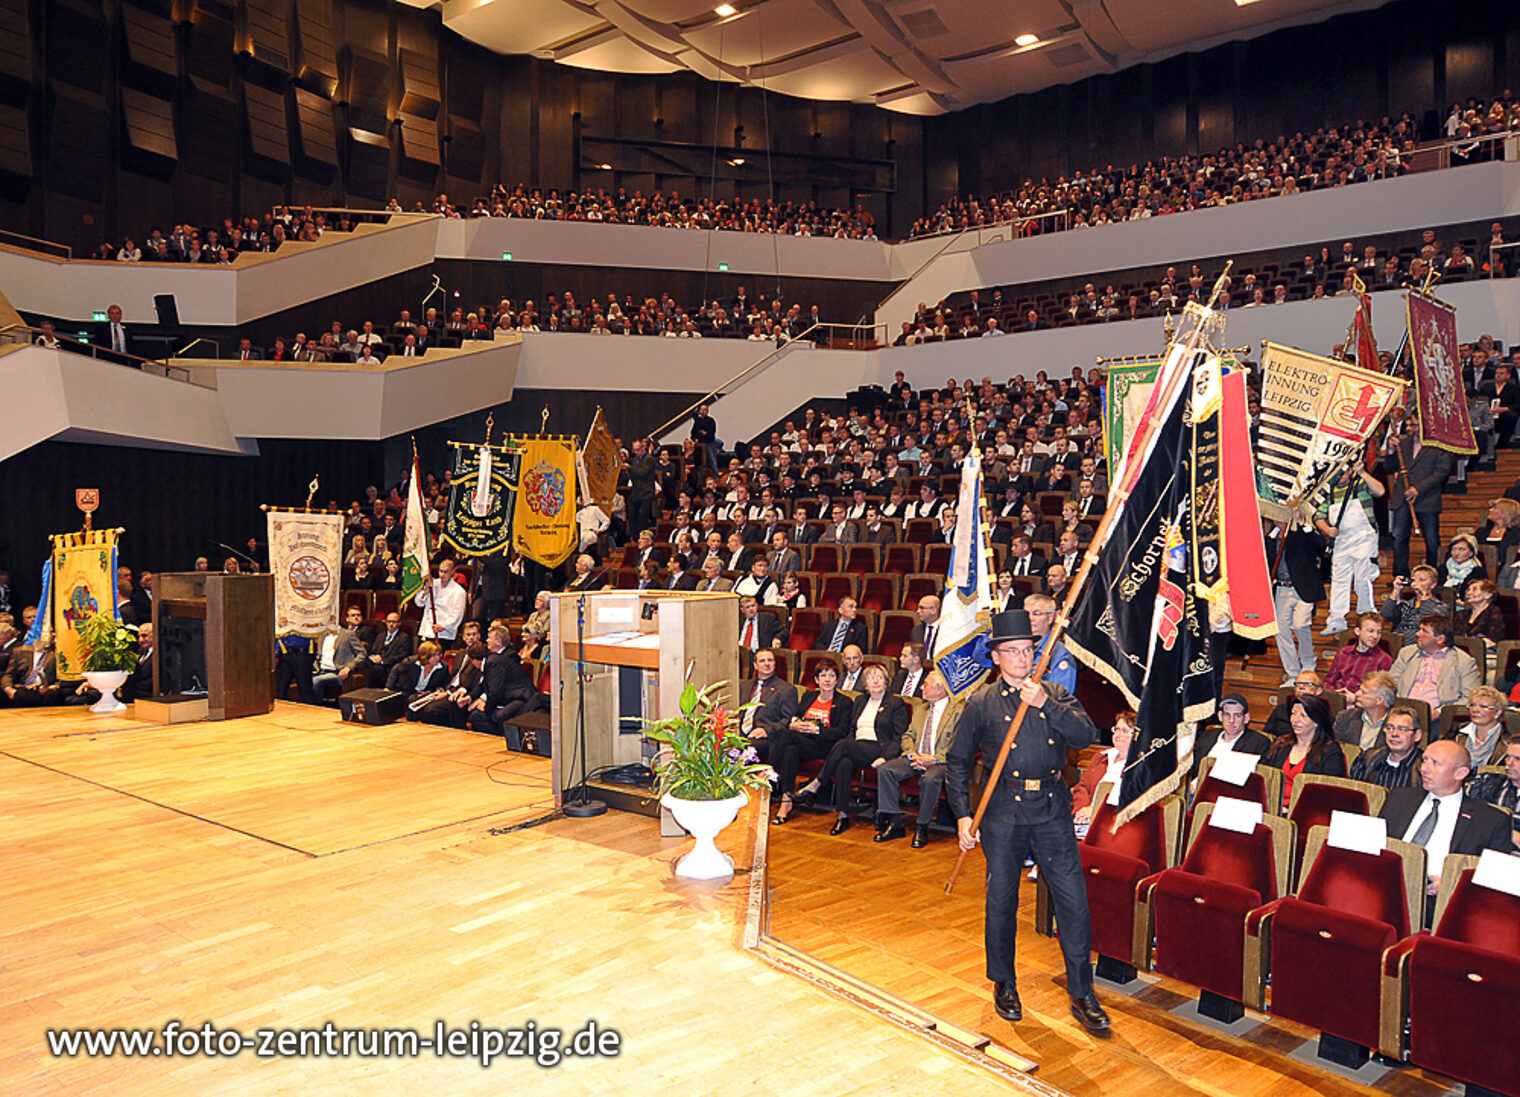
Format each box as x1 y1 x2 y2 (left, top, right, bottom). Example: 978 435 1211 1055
644 681 775 801
77 611 140 672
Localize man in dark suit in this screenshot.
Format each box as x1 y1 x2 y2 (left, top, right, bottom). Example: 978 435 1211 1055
738 648 798 762
790 505 820 546
908 595 942 658
409 641 485 728
767 532 801 576
820 597 870 654
889 642 929 699
366 611 415 684
1190 693 1272 780
690 403 718 471
738 595 788 652
723 531 755 573
467 624 549 733
1484 364 1520 446
630 529 667 570
1387 421 1455 576
857 505 894 547
1006 536 1047 578
667 552 699 591
1379 739 1512 917
1074 480 1106 521
625 437 659 538
97 303 134 361
66 623 156 706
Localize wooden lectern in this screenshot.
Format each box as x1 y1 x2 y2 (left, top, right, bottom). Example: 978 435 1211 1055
549 590 738 816
149 572 274 721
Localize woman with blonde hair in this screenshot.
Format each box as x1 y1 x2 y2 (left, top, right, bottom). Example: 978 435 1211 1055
1476 498 1520 557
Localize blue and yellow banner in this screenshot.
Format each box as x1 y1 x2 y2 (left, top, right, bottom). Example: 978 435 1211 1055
511 436 579 568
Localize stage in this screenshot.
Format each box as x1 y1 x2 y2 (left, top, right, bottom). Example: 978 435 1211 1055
0 702 1035 1096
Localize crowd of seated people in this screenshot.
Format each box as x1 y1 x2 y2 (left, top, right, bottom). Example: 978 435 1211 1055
388 188 880 240
87 207 361 266
220 286 835 361
907 92 1520 241
893 219 1520 345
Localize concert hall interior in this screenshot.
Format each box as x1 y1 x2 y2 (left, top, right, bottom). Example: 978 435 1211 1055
5 0 1520 1093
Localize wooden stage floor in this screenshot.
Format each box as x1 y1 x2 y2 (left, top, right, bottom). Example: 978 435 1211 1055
765 813 1464 1097
0 701 1033 1096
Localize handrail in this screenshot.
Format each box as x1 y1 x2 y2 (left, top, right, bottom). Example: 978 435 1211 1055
907 206 1071 244
875 224 983 317
647 322 828 440
0 322 194 380
0 229 71 260
175 337 222 359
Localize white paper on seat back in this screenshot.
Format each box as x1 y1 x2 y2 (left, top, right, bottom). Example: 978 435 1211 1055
1208 796 1263 835
1326 810 1386 855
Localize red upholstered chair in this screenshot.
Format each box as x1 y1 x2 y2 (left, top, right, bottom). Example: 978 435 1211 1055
1035 785 1181 983
799 651 842 688
1136 801 1295 1021
1380 855 1520 1091
1186 756 1283 853
785 608 825 653
882 543 921 576
341 589 373 618
874 610 917 659
842 544 880 576
1243 826 1424 1067
806 544 841 574
814 573 859 612
858 573 900 615
903 518 936 545
923 543 953 575
901 573 941 612
372 590 400 617
1285 775 1385 885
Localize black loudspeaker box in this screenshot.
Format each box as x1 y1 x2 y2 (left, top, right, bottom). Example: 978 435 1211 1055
339 688 405 725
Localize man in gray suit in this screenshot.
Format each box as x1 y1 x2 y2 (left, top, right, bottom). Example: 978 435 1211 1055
818 503 859 545
1388 420 1455 576
695 557 733 593
311 605 371 697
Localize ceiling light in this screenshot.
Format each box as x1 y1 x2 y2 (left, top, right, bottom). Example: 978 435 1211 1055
714 4 737 16
729 157 745 166
1014 33 1039 47
1233 0 1263 5
597 163 613 170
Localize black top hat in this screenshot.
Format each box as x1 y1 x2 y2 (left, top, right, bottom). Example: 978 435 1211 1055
986 610 1035 648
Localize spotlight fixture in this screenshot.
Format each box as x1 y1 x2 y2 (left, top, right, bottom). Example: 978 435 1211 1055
1014 33 1039 47
714 3 736 16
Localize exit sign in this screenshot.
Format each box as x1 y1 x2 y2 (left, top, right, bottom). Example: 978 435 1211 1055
717 262 729 272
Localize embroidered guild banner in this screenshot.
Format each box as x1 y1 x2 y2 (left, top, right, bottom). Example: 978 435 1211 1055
1407 291 1478 455
50 528 120 680
512 437 579 568
266 511 344 638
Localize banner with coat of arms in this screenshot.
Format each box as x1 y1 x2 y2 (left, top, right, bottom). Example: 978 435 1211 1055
578 407 620 515
266 511 345 637
49 528 121 680
1255 341 1406 523
1407 291 1478 455
512 436 579 568
1100 355 1164 475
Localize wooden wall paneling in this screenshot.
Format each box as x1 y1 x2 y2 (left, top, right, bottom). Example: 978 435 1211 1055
120 87 178 177
243 0 291 77
1193 46 1234 154
0 104 30 196
243 82 291 175
47 0 110 95
496 55 532 190
445 115 484 187
46 84 110 203
1385 3 1438 134
1148 55 1189 162
292 0 338 94
185 0 235 88
620 77 658 142
397 47 441 179
536 62 575 192
1445 4 1497 108
120 5 178 101
181 77 237 183
291 86 337 178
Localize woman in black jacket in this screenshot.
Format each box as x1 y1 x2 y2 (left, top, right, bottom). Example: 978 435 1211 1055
1261 694 1346 811
770 665 852 824
797 665 910 834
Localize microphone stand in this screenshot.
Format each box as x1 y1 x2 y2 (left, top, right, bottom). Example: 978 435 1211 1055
562 593 607 817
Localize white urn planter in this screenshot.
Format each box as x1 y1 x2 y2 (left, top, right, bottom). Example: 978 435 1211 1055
81 670 130 715
661 791 748 879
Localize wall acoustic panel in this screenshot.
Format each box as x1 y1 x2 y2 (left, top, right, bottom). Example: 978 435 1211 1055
293 0 338 92
185 0 235 88
46 84 109 202
292 86 337 174
0 0 34 104
445 116 484 183
399 49 439 119
47 0 109 95
120 87 177 174
121 4 177 97
243 82 291 170
343 47 392 137
0 102 32 188
181 76 237 183
244 0 291 75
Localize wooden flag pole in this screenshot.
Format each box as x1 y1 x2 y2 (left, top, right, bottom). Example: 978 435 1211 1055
945 264 1232 895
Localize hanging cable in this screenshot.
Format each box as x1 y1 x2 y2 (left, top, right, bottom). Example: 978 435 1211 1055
700 15 727 314
756 1 783 312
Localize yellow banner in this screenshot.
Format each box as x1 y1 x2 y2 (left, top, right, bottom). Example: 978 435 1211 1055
579 407 620 516
512 436 579 568
51 528 121 680
267 510 345 637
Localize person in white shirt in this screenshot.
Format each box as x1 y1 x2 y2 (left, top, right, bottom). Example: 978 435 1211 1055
732 557 783 605
414 558 467 644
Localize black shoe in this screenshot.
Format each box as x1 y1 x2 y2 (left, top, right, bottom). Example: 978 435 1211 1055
771 799 794 825
911 825 929 848
828 816 851 836
873 823 906 843
793 787 817 808
1070 993 1110 1032
993 981 1022 1021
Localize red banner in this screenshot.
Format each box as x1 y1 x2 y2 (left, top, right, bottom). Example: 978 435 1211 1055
1219 370 1276 640
1407 291 1477 455
1353 292 1379 371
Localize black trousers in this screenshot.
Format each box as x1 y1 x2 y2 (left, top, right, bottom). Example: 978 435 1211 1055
275 650 316 704
818 739 887 812
980 813 1094 998
415 698 470 728
770 730 837 796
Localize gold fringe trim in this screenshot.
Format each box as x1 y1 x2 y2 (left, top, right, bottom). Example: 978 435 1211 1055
1111 763 1184 831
